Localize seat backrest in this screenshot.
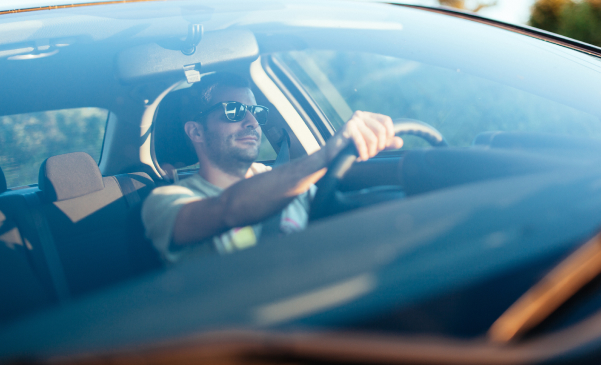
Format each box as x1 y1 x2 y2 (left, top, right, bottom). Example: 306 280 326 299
153 87 199 169
0 154 162 324
38 152 160 296
0 167 56 324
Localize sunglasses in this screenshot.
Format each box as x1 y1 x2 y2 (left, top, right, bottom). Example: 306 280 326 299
197 101 269 126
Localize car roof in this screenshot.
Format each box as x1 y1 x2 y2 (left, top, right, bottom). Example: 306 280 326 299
0 0 118 12
0 0 598 56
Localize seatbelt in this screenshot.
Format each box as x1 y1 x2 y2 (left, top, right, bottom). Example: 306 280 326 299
261 131 291 237
115 174 141 208
23 192 70 302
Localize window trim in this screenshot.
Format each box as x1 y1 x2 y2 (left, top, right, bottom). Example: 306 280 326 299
262 55 333 147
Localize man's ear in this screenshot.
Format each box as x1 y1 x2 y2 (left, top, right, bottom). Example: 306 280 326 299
184 121 204 143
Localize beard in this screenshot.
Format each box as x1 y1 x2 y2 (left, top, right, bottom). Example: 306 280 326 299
203 127 261 177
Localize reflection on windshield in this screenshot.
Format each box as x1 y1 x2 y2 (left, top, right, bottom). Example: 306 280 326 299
275 50 601 149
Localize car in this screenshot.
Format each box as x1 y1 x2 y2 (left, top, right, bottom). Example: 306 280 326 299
2 0 601 363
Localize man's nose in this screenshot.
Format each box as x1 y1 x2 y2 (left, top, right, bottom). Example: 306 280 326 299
242 110 259 128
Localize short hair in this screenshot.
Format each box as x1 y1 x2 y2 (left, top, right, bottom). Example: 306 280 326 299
154 72 252 168
179 72 251 124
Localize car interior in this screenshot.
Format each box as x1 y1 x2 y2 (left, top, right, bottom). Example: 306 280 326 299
0 16 341 325
0 23 436 324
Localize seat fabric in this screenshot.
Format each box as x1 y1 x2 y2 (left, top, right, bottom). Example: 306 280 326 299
38 154 160 295
0 154 162 324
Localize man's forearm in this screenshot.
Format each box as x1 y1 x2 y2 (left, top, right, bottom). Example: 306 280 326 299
172 110 403 246
220 148 328 228
172 148 329 245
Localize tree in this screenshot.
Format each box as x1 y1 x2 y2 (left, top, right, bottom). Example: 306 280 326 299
0 108 107 188
530 0 566 32
529 0 601 47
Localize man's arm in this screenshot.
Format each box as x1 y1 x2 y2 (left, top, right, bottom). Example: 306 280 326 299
172 111 403 245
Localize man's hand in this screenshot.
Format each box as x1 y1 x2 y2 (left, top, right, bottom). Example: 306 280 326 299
325 111 404 162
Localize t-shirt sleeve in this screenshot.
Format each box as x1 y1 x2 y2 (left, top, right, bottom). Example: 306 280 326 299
141 185 203 262
280 184 316 234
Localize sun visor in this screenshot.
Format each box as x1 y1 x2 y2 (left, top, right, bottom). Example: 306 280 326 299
116 29 259 82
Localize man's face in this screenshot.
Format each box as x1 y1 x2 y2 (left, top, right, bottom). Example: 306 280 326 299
200 86 262 172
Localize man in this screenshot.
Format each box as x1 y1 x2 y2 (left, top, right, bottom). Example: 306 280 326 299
142 72 403 262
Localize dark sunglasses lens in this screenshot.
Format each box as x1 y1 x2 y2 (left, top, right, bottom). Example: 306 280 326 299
252 106 269 125
223 103 268 125
224 102 246 122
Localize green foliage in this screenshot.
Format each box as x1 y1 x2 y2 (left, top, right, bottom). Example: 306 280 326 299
559 0 601 46
530 0 566 32
530 0 601 47
0 108 108 188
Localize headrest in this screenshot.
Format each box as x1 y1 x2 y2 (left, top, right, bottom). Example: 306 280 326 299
0 166 6 194
153 88 199 168
39 152 104 202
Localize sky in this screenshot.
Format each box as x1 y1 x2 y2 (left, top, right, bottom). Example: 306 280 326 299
462 0 536 24
1 0 537 25
364 0 537 24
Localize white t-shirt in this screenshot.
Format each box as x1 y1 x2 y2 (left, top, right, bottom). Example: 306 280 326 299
142 174 314 263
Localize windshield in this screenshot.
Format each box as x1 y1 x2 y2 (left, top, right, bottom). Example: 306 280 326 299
4 1 601 363
275 50 601 148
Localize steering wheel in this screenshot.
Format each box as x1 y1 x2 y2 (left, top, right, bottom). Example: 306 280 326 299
309 118 447 221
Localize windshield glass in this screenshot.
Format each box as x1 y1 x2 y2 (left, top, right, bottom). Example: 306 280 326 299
4 2 601 361
275 50 601 148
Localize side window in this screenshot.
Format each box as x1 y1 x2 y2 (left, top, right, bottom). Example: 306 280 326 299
274 50 601 149
0 108 109 188
257 133 277 161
